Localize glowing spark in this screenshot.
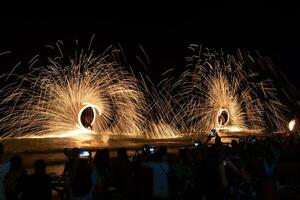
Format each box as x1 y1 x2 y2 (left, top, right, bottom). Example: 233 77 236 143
289 119 296 131
0 43 289 141
167 45 287 136
0 46 146 140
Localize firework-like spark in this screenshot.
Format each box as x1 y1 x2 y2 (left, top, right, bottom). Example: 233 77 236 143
156 45 286 138
140 74 183 138
0 46 145 139
171 45 287 135
0 43 290 140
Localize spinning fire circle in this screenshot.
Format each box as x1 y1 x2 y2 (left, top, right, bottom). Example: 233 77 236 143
217 108 229 127
78 103 101 129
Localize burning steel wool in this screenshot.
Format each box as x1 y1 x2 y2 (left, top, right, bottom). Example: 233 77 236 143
172 45 287 135
0 45 146 139
0 43 291 140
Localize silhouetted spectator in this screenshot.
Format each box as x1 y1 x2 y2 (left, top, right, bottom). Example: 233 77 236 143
62 148 80 176
263 149 277 180
0 142 11 200
111 148 134 199
174 148 194 199
22 159 52 200
62 148 80 199
69 159 98 200
93 149 111 194
143 146 170 199
4 155 27 200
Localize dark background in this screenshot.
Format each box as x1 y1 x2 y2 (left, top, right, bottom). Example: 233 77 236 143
0 4 299 91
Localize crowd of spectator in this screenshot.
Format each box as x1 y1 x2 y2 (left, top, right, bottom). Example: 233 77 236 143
0 131 300 200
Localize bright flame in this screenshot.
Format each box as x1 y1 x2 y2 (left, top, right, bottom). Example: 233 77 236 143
289 119 296 131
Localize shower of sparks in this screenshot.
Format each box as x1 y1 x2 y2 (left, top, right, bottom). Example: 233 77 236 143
0 44 291 140
169 45 288 136
0 46 146 140
140 73 186 139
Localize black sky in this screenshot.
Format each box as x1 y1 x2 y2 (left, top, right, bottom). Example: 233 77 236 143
0 4 299 89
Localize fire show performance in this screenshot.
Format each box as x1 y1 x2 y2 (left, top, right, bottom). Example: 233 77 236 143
0 43 292 142
1 7 300 200
0 46 146 140
172 45 288 137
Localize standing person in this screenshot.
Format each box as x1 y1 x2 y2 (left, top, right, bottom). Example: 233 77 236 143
111 148 134 199
69 159 97 200
142 146 170 199
219 114 225 126
4 155 27 200
219 114 226 132
22 159 52 200
62 148 80 199
93 149 111 193
0 142 11 200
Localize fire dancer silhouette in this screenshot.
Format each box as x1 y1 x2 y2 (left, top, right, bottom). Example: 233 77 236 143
82 107 93 130
219 114 226 126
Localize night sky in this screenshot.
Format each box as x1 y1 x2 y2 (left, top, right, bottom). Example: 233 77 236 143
0 4 299 91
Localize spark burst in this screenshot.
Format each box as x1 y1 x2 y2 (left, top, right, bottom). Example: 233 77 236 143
174 45 287 135
140 74 183 138
0 46 145 139
0 43 291 140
